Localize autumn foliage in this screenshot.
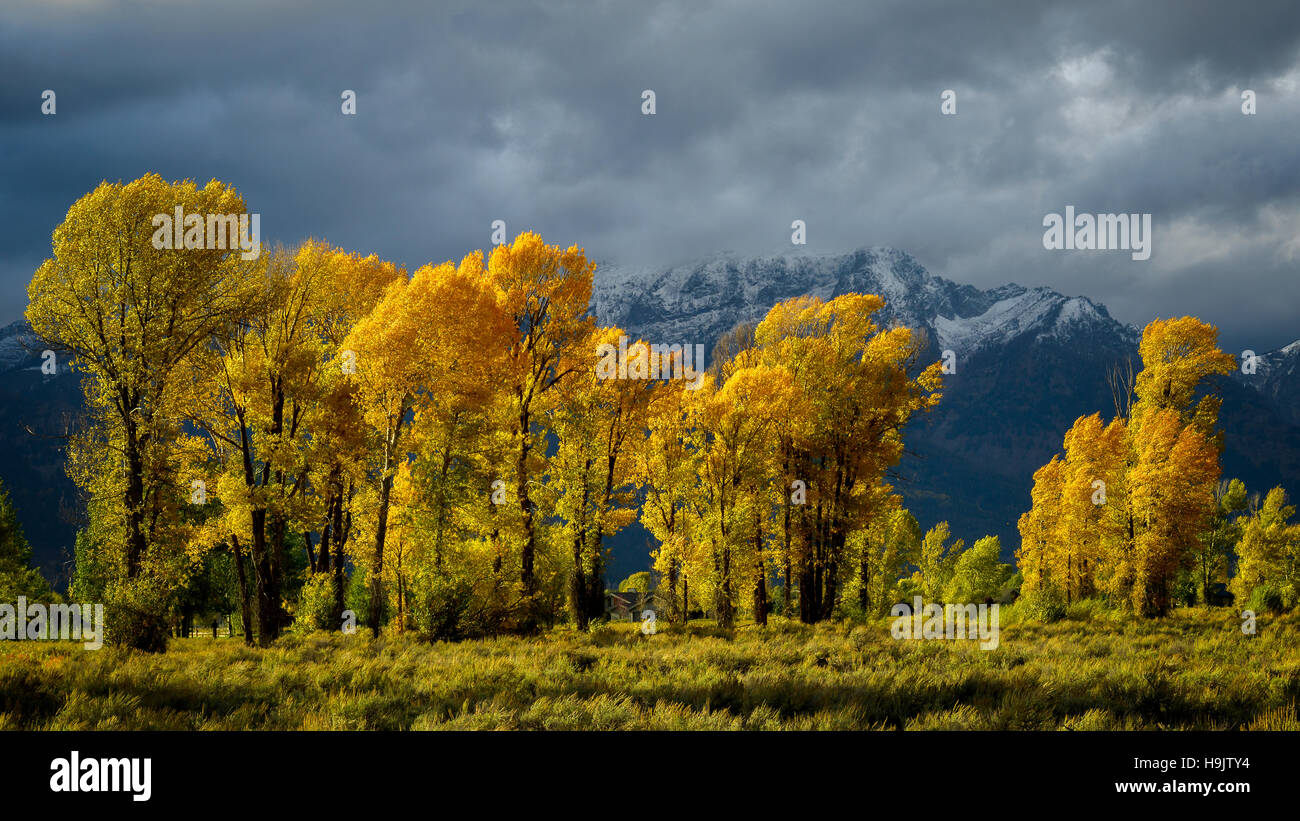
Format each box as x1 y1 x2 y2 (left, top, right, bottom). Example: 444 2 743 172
1017 317 1239 616
24 175 1297 649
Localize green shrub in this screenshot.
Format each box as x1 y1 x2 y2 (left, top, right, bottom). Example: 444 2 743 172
1247 583 1286 615
1064 597 1110 622
412 574 475 641
1172 570 1198 608
618 572 652 593
104 578 171 653
943 535 1011 603
996 571 1023 604
1019 586 1067 623
295 572 339 632
345 564 376 628
1282 582 1300 611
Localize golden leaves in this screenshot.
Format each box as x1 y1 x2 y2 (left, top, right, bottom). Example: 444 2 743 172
1020 315 1235 615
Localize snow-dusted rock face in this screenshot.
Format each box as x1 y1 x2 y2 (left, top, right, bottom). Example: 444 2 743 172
0 320 47 373
1233 340 1300 427
932 288 1135 355
593 247 1138 364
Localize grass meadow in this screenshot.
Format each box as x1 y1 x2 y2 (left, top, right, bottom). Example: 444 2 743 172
2 605 1299 731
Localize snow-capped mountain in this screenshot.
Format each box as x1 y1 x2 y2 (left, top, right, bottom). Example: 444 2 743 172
932 287 1134 354
1233 340 1300 427
0 319 47 372
593 247 1138 365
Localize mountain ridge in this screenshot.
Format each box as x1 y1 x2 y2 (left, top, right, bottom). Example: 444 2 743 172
593 247 1146 364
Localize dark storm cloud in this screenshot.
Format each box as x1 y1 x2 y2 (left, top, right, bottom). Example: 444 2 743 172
1 0 1298 351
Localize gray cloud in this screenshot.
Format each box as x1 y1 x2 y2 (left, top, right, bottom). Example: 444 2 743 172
2 0 1298 353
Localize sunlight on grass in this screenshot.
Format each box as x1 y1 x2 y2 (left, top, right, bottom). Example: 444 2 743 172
2 608 1297 730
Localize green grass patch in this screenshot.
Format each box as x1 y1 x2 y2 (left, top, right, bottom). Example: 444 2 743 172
1 609 1297 730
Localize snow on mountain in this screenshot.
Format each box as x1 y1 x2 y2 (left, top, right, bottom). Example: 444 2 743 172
593 247 1134 361
1232 338 1300 426
1244 340 1300 377
932 289 1113 353
0 320 46 373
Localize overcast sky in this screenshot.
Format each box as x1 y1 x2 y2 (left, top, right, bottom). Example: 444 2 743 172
2 0 1298 352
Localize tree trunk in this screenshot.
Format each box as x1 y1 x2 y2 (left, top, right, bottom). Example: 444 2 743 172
821 529 843 621
370 463 396 638
516 407 536 594
335 501 350 627
120 393 148 580
569 529 588 630
433 438 455 571
269 513 289 633
587 530 607 621
798 553 815 624
859 541 872 614
266 388 290 635
682 575 689 622
369 413 405 638
714 538 734 629
569 458 593 629
230 535 255 645
753 513 767 626
251 508 279 645
395 543 407 633
328 479 351 629
667 558 680 624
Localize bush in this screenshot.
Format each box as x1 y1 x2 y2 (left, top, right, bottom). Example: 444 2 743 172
104 579 171 653
996 571 1023 604
294 572 339 632
943 535 1011 604
1019 586 1067 623
345 564 377 628
618 572 652 594
1283 582 1300 611
412 574 475 641
1247 583 1286 615
1172 570 1198 608
1064 597 1110 622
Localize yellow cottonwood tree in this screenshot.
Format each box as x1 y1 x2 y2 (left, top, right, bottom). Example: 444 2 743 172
1056 413 1125 601
552 327 655 628
1018 316 1235 616
638 377 707 624
299 243 405 629
750 294 942 622
691 359 796 627
1017 456 1065 597
483 233 596 605
344 255 506 635
182 242 404 642
27 174 260 650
